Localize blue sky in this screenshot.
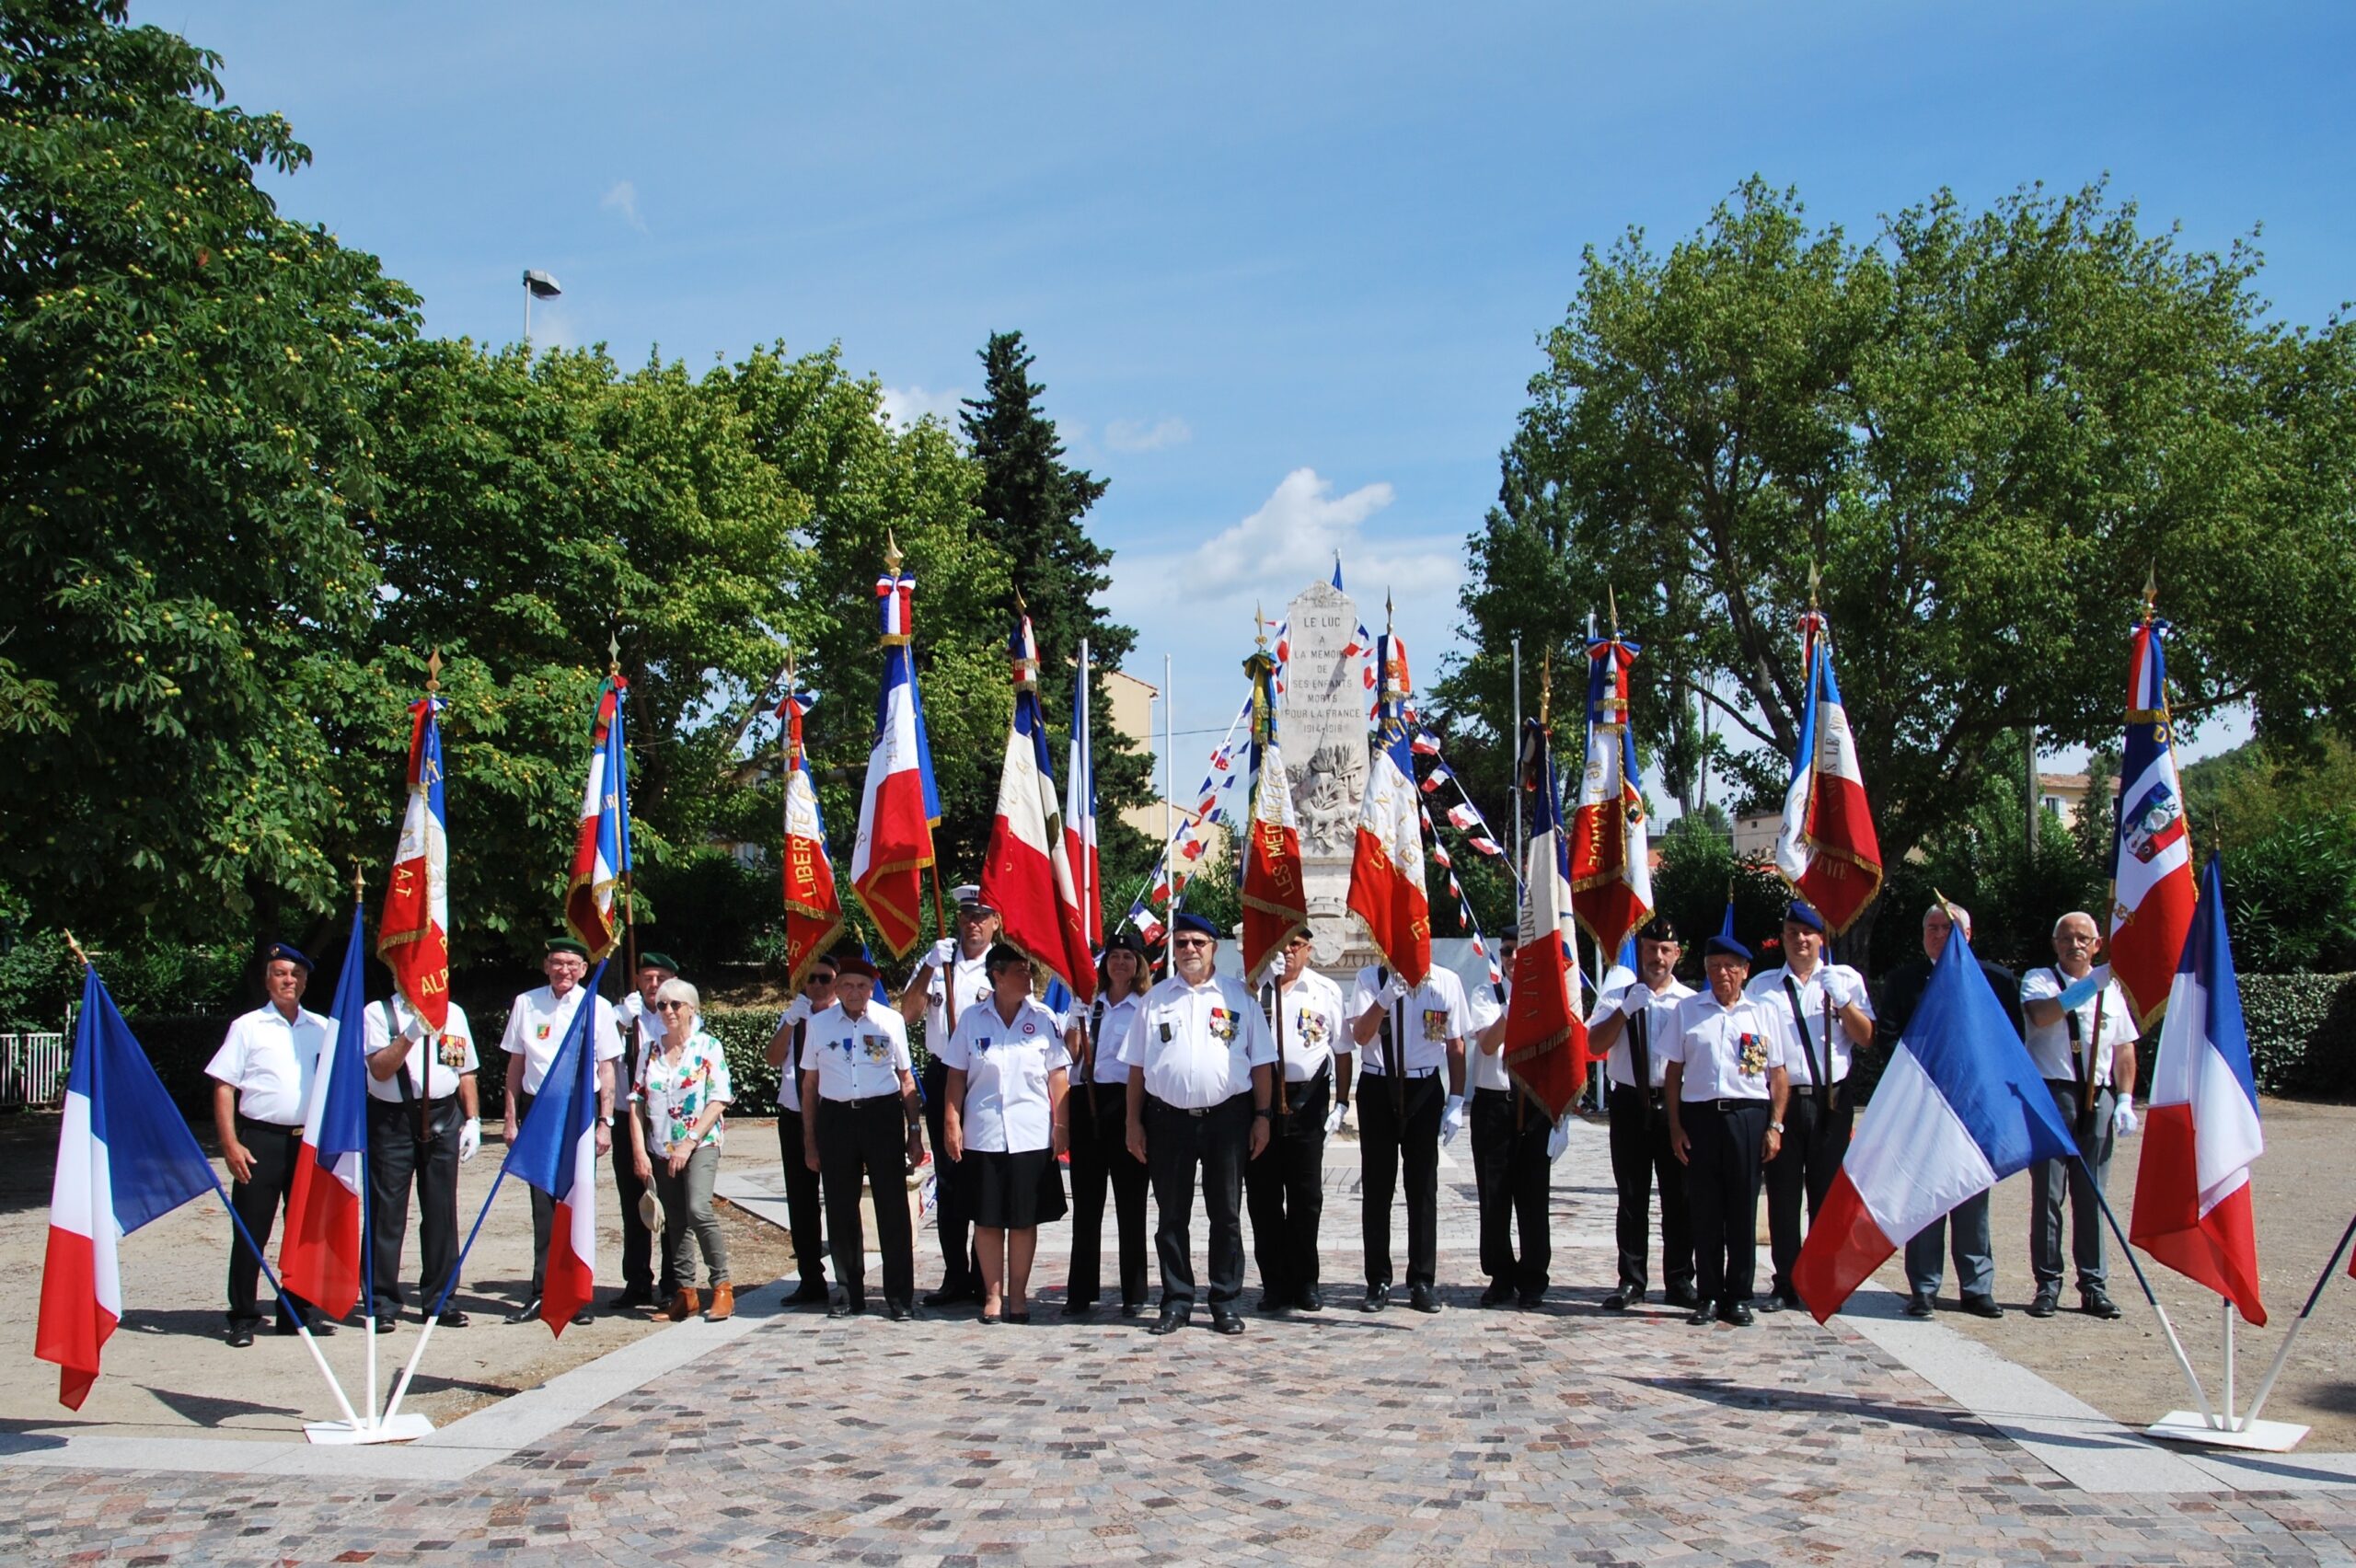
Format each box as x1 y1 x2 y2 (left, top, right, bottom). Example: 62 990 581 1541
162 1 2350 778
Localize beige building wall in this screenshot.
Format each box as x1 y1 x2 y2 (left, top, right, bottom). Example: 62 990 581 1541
1103 666 1231 860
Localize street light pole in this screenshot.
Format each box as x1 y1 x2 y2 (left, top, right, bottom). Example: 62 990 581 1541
522 269 562 353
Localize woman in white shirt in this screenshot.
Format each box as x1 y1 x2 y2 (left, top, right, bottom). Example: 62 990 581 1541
940 944 1071 1323
629 978 734 1323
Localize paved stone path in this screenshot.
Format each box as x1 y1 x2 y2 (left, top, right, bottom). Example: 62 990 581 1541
7 1125 2356 1562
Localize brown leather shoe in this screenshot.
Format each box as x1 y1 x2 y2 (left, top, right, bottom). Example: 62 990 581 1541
706 1283 734 1321
657 1287 700 1322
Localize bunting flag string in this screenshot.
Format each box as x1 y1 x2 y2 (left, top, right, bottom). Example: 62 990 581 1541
1418 802 1503 989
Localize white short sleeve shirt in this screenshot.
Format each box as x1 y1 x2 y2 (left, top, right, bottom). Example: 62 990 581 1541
805 1004 914 1101
1122 974 1276 1109
362 997 479 1103
1587 977 1698 1090
205 1004 330 1125
924 951 994 1055
2021 966 2140 1083
1743 963 1872 1087
1464 980 1511 1091
1260 969 1348 1084
1663 992 1788 1101
500 986 624 1096
1346 965 1472 1075
937 997 1067 1153
1079 992 1147 1085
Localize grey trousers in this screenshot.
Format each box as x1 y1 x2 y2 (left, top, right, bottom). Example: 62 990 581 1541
653 1142 729 1288
2030 1080 2114 1292
1903 1189 1993 1297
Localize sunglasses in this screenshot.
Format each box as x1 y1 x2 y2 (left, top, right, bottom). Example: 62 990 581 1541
654 999 692 1012
1172 937 1213 950
806 974 838 986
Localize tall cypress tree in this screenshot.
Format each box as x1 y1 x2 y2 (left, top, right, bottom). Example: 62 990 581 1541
959 330 1153 884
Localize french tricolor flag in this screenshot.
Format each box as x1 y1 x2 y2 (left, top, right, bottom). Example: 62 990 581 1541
2108 614 2197 1028
279 899 373 1320
1795 924 2078 1322
38 965 218 1409
2131 855 2266 1325
1347 628 1430 986
850 560 941 956
980 611 1096 1002
564 675 631 961
1066 640 1102 950
1775 617 1884 935
510 960 607 1335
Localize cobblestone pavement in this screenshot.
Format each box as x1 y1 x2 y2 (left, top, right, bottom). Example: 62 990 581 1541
7 1129 2356 1564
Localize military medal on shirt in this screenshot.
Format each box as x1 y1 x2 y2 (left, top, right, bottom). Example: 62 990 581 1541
437 1032 468 1070
1737 1032 1767 1077
1207 1006 1240 1044
1295 1009 1327 1045
1421 1007 1449 1042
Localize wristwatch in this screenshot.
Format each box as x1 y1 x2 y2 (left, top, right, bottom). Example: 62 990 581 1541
1253 1106 1273 1120
1768 1120 1784 1134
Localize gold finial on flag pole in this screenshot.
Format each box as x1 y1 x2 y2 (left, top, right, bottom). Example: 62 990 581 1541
1607 584 1620 640
1808 559 1821 612
1254 602 1267 651
352 861 365 901
884 529 904 574
606 630 621 682
2142 563 2159 624
425 647 443 694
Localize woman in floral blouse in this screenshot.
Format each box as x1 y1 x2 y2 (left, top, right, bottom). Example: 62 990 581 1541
630 977 734 1321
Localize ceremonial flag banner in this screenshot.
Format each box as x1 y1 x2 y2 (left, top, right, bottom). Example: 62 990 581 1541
851 559 941 956
979 611 1096 1001
38 965 218 1410
2131 855 2267 1325
278 901 372 1320
1066 640 1103 949
1240 639 1307 982
1774 615 1883 935
1348 628 1430 985
1503 716 1588 1120
1794 927 2078 1321
780 686 845 990
1571 635 1655 956
377 688 449 1029
564 676 631 961
509 960 607 1333
2108 611 2197 1027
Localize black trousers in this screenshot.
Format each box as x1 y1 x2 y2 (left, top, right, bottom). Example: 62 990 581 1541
1606 1083 1694 1297
1145 1092 1253 1311
1469 1087 1552 1294
921 1057 980 1291
774 1105 828 1288
1766 1088 1853 1297
1067 1081 1149 1307
1682 1100 1769 1307
610 1108 668 1297
366 1098 460 1317
1245 1067 1332 1301
1357 1072 1444 1290
818 1094 915 1309
225 1115 316 1325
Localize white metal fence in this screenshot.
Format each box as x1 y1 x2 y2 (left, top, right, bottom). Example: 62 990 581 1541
2 1031 69 1109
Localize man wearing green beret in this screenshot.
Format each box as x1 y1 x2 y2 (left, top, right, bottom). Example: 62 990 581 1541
499 938 624 1324
609 951 680 1311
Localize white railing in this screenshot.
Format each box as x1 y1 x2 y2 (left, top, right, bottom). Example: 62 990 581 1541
2 1032 69 1109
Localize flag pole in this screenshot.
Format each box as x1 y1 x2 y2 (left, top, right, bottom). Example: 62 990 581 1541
2085 1176 2217 1426
2238 1208 2356 1429
353 865 378 1431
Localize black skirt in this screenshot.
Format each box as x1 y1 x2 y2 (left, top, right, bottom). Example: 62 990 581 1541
966 1147 1068 1229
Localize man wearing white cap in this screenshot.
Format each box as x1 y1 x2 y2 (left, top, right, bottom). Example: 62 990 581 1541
900 884 998 1306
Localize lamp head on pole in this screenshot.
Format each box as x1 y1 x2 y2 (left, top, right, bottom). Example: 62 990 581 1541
523 269 562 300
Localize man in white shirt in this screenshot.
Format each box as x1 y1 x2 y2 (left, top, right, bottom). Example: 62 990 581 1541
764 953 839 1307
1348 952 1471 1314
206 941 333 1346
498 937 621 1325
1745 901 1874 1314
608 950 676 1311
1585 917 1699 1312
900 885 998 1307
1466 934 1554 1309
1124 913 1276 1335
364 991 481 1328
2021 911 2141 1320
806 952 928 1320
1247 930 1348 1314
1064 928 1153 1317
1663 928 1791 1327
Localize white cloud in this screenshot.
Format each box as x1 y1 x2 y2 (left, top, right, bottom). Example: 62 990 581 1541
879 385 967 430
1103 415 1192 453
601 180 648 233
1181 467 1397 595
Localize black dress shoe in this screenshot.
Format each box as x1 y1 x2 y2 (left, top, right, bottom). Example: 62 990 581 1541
1149 1309 1188 1336
1902 1292 1934 1319
1297 1285 1323 1312
506 1298 542 1324
1362 1283 1391 1313
2026 1286 2059 1319
1120 1301 1146 1319
1006 1310 1032 1325
1755 1293 1788 1315
1664 1285 1703 1310
606 1286 655 1311
435 1310 469 1328
276 1315 335 1337
1409 1285 1442 1315
1718 1301 1755 1327
785 1280 832 1307
1210 1309 1245 1335
225 1322 257 1349
1600 1289 1636 1312
887 1302 912 1322
373 1313 399 1334
920 1286 967 1309
2080 1287 2122 1320
1061 1298 1096 1318
827 1298 858 1319
1478 1282 1515 1309
1517 1289 1546 1310
572 1309 593 1326
1685 1305 1716 1326
1256 1293 1291 1314
1961 1293 2004 1320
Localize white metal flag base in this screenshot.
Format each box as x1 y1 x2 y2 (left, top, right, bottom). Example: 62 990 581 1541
2146 1412 2309 1452
305 1412 436 1446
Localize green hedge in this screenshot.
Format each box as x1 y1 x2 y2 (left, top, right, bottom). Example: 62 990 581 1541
2237 973 2356 1099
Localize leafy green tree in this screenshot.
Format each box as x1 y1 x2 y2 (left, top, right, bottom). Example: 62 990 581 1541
1 0 418 947
1444 178 2356 952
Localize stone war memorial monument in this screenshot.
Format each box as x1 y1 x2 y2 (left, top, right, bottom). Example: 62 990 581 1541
1278 577 1378 974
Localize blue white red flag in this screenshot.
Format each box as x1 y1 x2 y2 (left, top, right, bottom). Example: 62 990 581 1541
1066 640 1102 949
980 611 1096 1001
509 959 608 1334
1502 715 1587 1119
1795 923 2077 1321
378 688 450 1029
1774 614 1883 935
1348 628 1430 985
37 965 218 1409
1571 635 1655 956
2108 612 2197 1027
564 676 631 961
851 559 941 956
2131 855 2266 1324
779 684 845 990
279 899 372 1320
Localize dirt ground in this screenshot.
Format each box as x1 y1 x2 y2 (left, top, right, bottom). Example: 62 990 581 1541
1866 1095 2356 1448
0 1114 798 1443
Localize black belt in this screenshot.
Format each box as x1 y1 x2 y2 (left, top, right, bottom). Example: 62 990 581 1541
1361 1066 1439 1081
826 1092 904 1108
233 1112 301 1135
1787 1079 1844 1110
1686 1098 1768 1113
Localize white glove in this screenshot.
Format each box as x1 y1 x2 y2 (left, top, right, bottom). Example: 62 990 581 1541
928 938 956 968
1545 1119 1571 1160
2111 1095 2138 1137
1439 1094 1468 1145
457 1117 481 1162
1620 986 1652 1019
1823 971 1861 1011
1377 974 1411 1008
1322 1101 1345 1137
